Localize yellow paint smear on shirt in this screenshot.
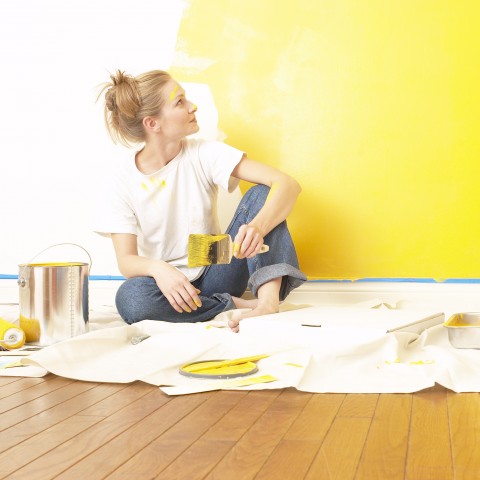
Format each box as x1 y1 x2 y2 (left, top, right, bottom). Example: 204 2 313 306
142 178 167 192
150 177 167 189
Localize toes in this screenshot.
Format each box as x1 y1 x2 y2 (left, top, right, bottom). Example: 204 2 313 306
228 319 240 333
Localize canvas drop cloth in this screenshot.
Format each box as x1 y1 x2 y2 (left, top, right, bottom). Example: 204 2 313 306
3 302 480 395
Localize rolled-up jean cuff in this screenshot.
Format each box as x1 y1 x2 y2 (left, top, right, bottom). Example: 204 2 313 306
247 263 307 300
212 292 236 311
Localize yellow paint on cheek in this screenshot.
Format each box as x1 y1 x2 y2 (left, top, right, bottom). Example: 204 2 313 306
169 84 179 101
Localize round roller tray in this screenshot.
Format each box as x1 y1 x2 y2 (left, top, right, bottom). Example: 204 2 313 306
179 359 258 379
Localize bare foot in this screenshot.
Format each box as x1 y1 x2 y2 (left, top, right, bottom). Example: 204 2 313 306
232 296 258 309
228 299 280 333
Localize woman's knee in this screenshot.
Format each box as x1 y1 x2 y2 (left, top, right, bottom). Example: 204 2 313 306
115 277 157 323
239 184 270 214
243 184 270 203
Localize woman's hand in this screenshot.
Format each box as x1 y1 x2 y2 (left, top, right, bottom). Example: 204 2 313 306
233 224 265 259
111 233 202 314
152 262 202 314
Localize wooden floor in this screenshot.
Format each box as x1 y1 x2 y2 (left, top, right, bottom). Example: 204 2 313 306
1 375 479 480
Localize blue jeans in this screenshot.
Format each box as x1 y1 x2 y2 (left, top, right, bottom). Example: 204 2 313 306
116 185 307 324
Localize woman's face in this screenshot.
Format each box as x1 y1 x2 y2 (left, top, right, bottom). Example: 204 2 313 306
157 80 199 139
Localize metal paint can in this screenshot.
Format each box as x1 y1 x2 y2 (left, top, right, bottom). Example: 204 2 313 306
18 244 91 346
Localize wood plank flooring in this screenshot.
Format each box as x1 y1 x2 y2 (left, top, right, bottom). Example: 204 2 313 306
1 374 479 479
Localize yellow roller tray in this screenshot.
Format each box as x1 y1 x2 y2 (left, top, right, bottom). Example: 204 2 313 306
179 354 268 379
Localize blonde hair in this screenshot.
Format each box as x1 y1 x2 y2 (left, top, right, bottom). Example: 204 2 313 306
98 69 172 147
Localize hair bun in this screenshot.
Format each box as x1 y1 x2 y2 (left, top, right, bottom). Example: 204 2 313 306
106 70 141 119
98 68 171 146
110 70 130 87
105 89 116 112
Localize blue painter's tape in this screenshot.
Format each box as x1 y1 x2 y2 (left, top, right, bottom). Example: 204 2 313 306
0 273 126 281
308 278 480 284
90 275 126 281
1 273 480 284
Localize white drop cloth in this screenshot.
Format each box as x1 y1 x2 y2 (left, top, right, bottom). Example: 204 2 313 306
2 303 480 395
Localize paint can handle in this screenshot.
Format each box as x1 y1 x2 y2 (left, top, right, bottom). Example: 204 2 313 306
17 243 93 287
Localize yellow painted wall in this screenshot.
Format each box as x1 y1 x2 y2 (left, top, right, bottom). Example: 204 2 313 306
171 0 480 280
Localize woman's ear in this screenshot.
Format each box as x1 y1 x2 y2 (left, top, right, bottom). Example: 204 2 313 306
143 116 160 133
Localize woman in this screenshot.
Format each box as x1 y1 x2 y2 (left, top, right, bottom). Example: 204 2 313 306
95 69 306 332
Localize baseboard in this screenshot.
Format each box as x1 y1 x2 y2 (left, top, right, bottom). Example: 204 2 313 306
285 280 480 310
2 279 480 312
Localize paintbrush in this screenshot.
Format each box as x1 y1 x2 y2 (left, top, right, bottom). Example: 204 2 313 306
188 234 269 267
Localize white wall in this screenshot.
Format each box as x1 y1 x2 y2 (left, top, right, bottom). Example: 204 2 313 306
0 0 232 277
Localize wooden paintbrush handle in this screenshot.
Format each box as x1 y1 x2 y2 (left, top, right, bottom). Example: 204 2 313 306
259 245 269 253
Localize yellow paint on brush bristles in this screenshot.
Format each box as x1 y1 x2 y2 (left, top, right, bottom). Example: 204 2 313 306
188 233 270 267
188 234 231 267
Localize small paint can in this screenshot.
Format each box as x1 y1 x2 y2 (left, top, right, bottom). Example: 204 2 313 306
18 244 91 346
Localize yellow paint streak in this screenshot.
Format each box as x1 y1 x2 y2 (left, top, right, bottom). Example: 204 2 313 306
169 84 179 101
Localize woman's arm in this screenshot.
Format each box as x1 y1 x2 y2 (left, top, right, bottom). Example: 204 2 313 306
111 233 202 313
231 156 301 258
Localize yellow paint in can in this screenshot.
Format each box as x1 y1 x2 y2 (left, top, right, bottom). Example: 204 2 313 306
24 262 85 267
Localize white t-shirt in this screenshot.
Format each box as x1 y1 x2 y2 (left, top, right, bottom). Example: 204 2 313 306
94 139 244 280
